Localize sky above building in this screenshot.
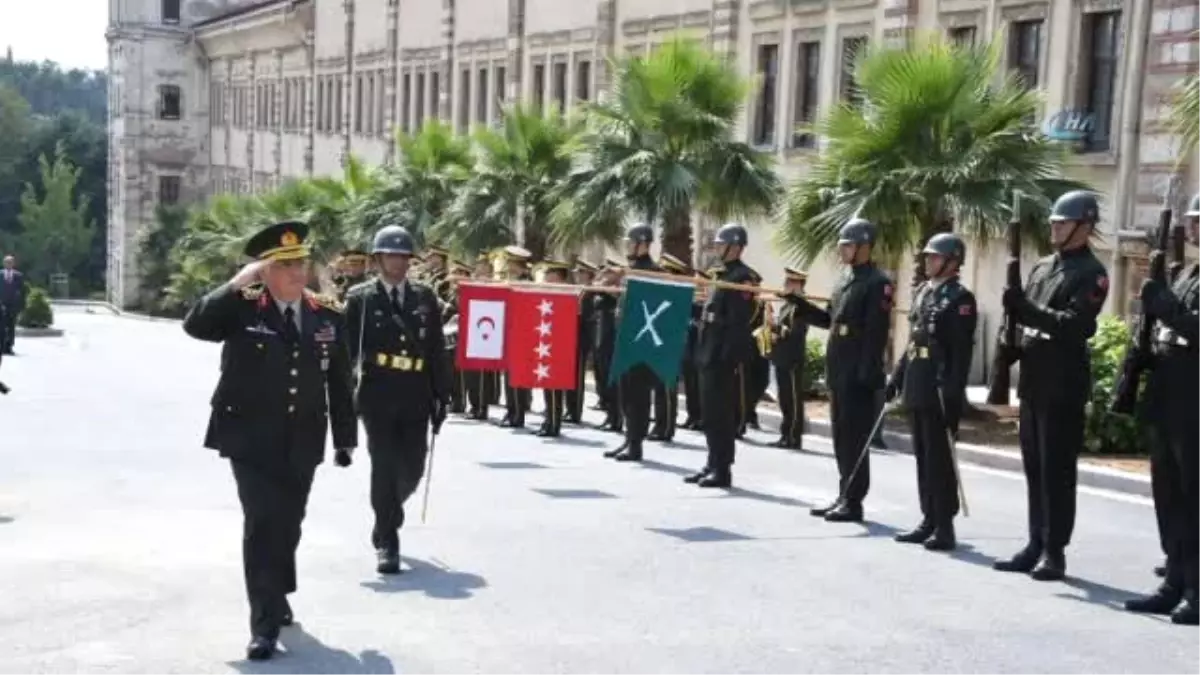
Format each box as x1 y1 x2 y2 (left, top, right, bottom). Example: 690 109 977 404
0 0 108 71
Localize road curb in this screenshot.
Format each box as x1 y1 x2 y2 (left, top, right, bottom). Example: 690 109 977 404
52 299 180 323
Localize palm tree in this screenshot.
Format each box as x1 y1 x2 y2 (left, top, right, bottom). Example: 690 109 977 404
777 32 1088 283
435 105 578 260
1168 72 1198 169
552 37 782 263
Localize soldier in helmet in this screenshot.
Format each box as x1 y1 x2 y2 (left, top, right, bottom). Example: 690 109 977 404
885 233 977 551
344 225 452 576
685 223 759 488
993 190 1110 582
1125 193 1199 625
603 223 663 462
783 217 895 521
594 259 626 433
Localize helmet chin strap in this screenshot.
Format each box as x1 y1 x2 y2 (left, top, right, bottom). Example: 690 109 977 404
1055 222 1084 250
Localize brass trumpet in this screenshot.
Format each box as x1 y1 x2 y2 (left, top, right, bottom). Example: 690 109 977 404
752 299 776 358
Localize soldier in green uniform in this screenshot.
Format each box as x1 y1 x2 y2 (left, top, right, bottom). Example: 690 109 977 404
604 224 662 462
993 190 1110 582
344 225 451 576
649 253 689 442
686 223 759 488
593 260 625 432
785 218 895 522
566 260 599 424
885 233 977 551
500 245 534 428
1124 193 1199 625
680 270 706 430
737 270 767 437
182 221 357 661
536 260 572 437
770 267 810 450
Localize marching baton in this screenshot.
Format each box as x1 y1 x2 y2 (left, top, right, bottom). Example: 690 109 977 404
420 424 441 524
938 391 971 518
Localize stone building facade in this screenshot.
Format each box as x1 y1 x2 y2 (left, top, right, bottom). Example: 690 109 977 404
108 0 1197 377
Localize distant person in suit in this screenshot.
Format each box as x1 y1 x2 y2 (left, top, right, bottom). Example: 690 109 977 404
1 255 26 355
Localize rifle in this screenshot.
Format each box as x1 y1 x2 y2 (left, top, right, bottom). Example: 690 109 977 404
986 193 1022 405
1110 185 1175 415
1169 219 1187 282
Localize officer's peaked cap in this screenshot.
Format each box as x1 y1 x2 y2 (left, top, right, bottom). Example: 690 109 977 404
245 221 311 261
624 222 654 244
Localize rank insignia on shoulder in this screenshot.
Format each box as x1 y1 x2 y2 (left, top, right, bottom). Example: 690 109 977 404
241 285 265 301
308 292 346 313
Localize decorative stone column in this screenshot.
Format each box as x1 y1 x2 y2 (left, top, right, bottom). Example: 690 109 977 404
506 0 525 102
273 49 284 183
246 52 257 193
341 0 355 168
594 0 616 97
304 29 316 176
385 0 400 163
441 0 455 120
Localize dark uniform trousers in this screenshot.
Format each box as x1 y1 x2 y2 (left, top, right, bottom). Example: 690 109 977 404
540 389 565 436
907 405 960 524
466 369 497 419
365 415 430 552
1009 247 1108 556
621 366 656 451
774 364 806 446
503 374 531 426
448 355 466 413
702 365 738 471
651 378 677 439
789 262 894 507
682 304 703 427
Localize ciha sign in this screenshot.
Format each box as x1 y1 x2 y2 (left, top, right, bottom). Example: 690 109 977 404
1042 109 1096 142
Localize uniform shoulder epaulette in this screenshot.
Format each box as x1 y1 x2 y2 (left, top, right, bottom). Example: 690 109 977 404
308 291 346 313
240 284 265 301
346 279 375 298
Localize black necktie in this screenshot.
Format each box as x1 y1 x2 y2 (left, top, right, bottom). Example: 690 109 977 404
282 305 300 343
390 286 401 314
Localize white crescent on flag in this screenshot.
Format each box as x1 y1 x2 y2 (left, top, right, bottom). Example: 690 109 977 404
465 299 506 360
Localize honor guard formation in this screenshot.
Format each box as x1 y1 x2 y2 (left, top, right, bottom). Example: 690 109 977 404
180 190 1199 660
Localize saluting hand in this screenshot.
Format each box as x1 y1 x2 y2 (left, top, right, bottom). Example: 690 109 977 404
230 260 271 289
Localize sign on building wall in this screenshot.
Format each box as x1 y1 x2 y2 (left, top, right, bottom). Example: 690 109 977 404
1041 108 1097 143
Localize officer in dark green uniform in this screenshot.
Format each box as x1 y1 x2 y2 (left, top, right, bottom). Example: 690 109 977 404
770 267 810 449
738 270 768 437
566 260 599 424
594 260 624 432
500 245 534 428
333 248 370 302
605 224 662 462
649 252 689 442
681 271 706 430
686 223 758 488
1125 193 1199 625
183 221 358 661
886 233 977 551
536 260 572 437
993 190 1109 581
344 225 451 576
784 218 894 522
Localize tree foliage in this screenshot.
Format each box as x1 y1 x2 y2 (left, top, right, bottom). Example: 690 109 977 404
0 58 107 124
15 142 95 281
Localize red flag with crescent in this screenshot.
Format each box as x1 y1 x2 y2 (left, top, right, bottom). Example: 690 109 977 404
456 282 510 371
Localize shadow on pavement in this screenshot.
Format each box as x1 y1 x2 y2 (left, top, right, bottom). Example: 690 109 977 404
360 556 486 600
637 459 695 477
0 515 12 525
552 435 605 448
229 624 395 674
1056 575 1143 611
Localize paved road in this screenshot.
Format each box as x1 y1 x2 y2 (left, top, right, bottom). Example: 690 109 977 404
0 308 1195 674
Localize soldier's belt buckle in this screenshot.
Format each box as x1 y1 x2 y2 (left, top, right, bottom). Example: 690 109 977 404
376 353 389 366
392 355 413 371
911 346 929 359
836 324 849 336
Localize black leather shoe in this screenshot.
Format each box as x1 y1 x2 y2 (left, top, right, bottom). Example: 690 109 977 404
246 636 276 661
1124 585 1183 615
698 472 732 488
1171 597 1199 625
993 544 1042 573
376 549 400 575
923 525 956 551
614 449 643 462
824 502 863 523
647 431 666 441
810 499 841 517
280 598 294 626
1155 562 1167 578
894 522 934 544
680 418 698 430
1030 550 1066 581
603 444 627 459
769 438 789 448
684 468 710 484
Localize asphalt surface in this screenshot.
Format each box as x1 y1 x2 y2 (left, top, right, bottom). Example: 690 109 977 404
0 307 1196 674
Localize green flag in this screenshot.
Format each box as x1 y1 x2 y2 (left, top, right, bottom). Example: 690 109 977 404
609 276 695 387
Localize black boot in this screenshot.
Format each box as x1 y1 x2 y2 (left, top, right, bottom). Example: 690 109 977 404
824 501 863 523
1124 583 1183 615
894 521 934 544
615 446 643 462
810 499 841 518
1171 593 1199 625
279 597 294 626
603 443 627 458
1155 559 1167 578
1030 549 1067 581
376 548 400 575
923 523 956 551
993 543 1042 573
698 470 732 488
246 636 276 661
684 467 710 484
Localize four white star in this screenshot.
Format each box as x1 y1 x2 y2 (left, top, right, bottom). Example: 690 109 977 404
535 342 551 359
538 299 554 316
536 321 552 337
534 363 550 380
532 298 558 382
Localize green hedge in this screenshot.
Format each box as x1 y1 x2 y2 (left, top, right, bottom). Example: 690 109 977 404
17 287 54 329
1085 315 1145 455
803 336 826 397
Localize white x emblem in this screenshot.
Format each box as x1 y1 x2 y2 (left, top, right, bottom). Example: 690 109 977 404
634 300 671 347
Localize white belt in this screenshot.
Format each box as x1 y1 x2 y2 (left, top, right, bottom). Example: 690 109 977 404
1022 326 1051 340
1155 325 1190 348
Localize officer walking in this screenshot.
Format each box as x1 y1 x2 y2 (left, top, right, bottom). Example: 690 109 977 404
182 221 357 661
686 223 758 488
770 267 810 450
593 261 624 433
886 233 977 551
1124 193 1199 625
604 224 662 462
0 255 25 355
344 225 451 576
784 218 894 522
566 260 599 424
993 190 1109 581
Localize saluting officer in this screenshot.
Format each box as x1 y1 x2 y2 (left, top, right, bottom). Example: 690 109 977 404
649 253 690 442
594 260 625 432
1124 193 1199 625
566 260 599 424
785 218 894 522
344 225 451 576
770 267 810 450
680 270 706 430
994 190 1109 581
604 223 662 462
183 221 357 662
886 233 977 551
500 245 534 428
686 223 759 488
536 260 573 437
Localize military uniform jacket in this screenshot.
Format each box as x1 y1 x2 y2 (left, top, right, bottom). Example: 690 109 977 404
183 284 358 467
891 278 977 421
593 293 619 356
578 290 597 355
770 301 809 369
1014 246 1108 402
344 279 451 420
794 263 894 391
696 259 758 368
1143 262 1199 429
